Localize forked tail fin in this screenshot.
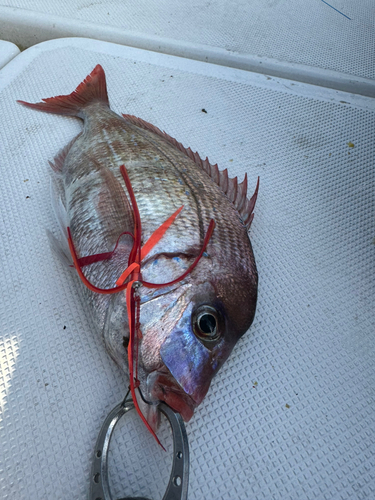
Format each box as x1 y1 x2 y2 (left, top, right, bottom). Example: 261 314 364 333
17 64 109 117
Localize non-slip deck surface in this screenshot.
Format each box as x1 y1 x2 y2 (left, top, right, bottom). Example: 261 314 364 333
0 40 19 68
1 0 374 79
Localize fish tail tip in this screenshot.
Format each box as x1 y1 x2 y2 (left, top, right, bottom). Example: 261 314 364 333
17 99 36 108
16 64 109 117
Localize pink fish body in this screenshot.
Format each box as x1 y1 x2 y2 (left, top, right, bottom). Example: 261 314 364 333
18 65 258 430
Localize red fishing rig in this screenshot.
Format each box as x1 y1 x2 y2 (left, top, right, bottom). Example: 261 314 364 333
67 165 215 448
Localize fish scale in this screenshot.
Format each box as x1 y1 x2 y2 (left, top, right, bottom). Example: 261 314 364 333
18 64 258 428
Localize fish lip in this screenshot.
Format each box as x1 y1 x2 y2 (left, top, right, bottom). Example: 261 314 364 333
149 371 198 422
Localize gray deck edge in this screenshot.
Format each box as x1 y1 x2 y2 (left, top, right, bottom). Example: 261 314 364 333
1 6 374 98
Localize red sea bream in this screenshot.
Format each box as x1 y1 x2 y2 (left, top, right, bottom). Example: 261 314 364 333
18 65 258 434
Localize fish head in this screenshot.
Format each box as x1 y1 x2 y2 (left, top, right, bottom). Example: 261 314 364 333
103 252 257 425
139 268 257 422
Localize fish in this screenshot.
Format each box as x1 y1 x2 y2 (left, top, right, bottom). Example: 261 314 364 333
18 65 258 438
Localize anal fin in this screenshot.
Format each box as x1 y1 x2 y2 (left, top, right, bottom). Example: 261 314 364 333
46 229 73 268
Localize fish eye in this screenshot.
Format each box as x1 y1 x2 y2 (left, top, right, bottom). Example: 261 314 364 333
193 306 220 342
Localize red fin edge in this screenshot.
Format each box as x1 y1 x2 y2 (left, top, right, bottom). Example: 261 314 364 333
17 64 109 116
122 113 259 228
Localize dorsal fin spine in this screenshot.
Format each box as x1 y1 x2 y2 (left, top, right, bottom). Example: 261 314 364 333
236 174 248 212
220 168 229 193
228 176 238 204
121 113 258 228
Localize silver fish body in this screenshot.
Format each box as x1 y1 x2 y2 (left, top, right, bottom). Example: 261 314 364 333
19 65 258 425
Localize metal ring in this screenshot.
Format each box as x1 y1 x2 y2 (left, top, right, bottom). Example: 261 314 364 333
89 399 189 500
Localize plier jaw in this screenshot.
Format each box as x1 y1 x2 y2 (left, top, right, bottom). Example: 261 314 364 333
89 397 189 500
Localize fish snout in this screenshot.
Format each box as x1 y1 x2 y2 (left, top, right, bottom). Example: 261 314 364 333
147 370 199 422
158 326 217 409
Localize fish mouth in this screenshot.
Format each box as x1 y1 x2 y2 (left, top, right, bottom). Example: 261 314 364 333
148 371 198 422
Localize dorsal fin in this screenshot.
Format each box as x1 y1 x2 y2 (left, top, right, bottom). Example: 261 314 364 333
122 114 259 229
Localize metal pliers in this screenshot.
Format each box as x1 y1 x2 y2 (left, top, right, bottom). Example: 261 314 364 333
89 396 189 500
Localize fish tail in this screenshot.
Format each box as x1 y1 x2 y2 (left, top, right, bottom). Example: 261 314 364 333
17 64 109 117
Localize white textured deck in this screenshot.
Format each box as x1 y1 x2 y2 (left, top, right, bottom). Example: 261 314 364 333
0 0 374 91
0 40 19 68
0 38 374 500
